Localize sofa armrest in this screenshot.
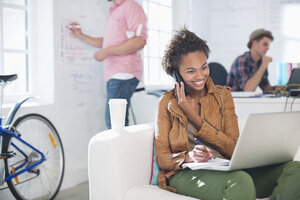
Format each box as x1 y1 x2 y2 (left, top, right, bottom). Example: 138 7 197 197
88 123 154 200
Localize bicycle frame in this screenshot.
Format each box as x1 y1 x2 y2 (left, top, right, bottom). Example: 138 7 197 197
0 127 45 182
0 80 45 183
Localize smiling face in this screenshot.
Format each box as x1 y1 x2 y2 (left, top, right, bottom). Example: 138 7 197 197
252 36 271 58
179 51 210 95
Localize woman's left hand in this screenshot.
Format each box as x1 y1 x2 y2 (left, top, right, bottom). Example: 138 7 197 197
93 48 110 61
184 145 213 163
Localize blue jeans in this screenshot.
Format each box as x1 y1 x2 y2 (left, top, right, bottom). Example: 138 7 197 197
105 77 139 129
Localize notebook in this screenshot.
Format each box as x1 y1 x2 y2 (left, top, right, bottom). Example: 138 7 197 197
182 112 300 171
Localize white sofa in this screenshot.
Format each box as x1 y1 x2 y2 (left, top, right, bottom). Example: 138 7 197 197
88 123 269 200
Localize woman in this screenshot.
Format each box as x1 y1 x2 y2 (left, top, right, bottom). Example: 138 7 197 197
155 28 300 200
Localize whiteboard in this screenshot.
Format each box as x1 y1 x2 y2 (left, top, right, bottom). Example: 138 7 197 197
54 0 111 108
189 0 300 86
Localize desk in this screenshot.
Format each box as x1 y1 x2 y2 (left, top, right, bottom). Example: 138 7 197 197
234 96 300 128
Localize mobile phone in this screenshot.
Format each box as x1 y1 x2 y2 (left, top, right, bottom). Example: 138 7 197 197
173 69 189 96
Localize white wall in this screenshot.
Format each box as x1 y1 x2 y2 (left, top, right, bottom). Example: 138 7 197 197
51 0 109 190
188 0 300 87
172 0 189 30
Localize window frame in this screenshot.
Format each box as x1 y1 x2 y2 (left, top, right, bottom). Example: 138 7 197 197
0 0 54 104
142 0 174 91
0 0 30 97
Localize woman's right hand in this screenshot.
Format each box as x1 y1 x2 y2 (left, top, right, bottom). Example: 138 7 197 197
68 22 84 39
184 145 213 163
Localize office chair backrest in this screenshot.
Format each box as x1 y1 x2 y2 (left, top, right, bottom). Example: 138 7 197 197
208 62 228 86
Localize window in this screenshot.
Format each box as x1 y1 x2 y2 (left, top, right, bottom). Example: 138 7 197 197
143 0 173 90
0 0 29 95
0 0 54 104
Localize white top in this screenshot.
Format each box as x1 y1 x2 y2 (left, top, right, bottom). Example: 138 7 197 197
111 73 134 80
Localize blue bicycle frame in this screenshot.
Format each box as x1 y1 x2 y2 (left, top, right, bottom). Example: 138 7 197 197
0 96 46 182
0 127 45 181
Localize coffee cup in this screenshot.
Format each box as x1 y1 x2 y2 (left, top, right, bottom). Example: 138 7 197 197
108 99 127 131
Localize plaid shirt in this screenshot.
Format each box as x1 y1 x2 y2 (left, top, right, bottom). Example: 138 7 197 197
226 51 270 91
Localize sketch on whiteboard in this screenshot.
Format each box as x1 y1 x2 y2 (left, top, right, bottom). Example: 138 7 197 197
56 0 109 108
60 18 96 65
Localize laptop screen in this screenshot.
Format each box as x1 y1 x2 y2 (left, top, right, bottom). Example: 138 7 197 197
287 68 300 92
288 68 300 85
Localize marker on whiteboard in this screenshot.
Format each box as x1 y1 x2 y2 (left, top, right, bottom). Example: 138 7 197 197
67 25 81 29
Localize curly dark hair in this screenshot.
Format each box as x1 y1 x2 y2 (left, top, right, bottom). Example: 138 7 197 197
162 27 210 75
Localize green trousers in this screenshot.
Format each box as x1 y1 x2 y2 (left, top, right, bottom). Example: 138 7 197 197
169 161 300 200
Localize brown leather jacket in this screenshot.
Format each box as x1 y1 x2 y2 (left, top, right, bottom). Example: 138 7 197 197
155 77 239 192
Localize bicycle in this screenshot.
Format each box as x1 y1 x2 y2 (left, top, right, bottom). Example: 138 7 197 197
0 74 65 200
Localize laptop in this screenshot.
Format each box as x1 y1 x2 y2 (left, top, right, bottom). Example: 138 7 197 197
287 68 300 91
183 112 300 171
262 68 300 95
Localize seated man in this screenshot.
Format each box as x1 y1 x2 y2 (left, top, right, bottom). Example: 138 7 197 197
227 29 276 92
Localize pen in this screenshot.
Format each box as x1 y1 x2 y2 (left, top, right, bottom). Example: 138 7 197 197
67 25 81 29
194 137 202 145
194 137 214 159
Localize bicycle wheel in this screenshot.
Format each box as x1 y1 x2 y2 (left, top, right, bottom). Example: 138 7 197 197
4 113 65 200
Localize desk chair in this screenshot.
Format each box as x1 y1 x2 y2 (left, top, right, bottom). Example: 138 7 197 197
130 87 145 125
130 88 167 125
208 62 228 86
